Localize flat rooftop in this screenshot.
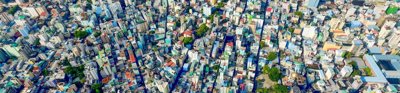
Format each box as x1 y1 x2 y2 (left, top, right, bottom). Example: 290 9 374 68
362 55 400 84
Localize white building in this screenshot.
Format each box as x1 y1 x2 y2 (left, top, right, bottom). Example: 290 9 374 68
302 26 317 40
378 21 396 39
340 65 353 77
23 7 39 18
388 29 400 48
325 67 335 80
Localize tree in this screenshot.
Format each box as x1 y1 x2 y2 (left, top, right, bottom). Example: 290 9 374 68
262 65 270 74
86 3 92 10
93 32 102 37
42 69 49 76
272 84 288 93
288 27 295 33
266 52 277 61
256 88 269 93
260 41 267 48
216 2 224 9
74 30 89 39
7 5 20 14
195 24 209 37
183 37 194 45
64 65 85 78
351 70 361 77
294 11 303 18
348 61 357 68
62 59 71 66
212 65 220 71
364 67 373 76
343 52 353 59
175 21 181 27
268 67 282 82
34 38 40 45
91 83 102 93
208 14 215 22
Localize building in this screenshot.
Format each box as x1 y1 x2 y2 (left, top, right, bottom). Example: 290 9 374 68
388 29 400 48
23 7 39 18
364 34 376 47
302 26 317 40
36 6 49 19
325 67 336 80
329 18 345 33
304 0 319 8
18 44 36 59
340 65 353 77
2 44 21 57
350 39 364 56
0 49 10 62
361 55 400 84
18 25 31 37
0 13 12 25
350 76 364 90
378 21 396 39
323 42 341 51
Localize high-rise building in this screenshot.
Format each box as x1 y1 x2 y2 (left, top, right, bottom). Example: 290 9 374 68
18 44 36 59
388 29 400 48
378 21 396 39
302 26 317 39
340 65 353 77
351 76 364 90
2 44 21 57
304 0 320 8
0 49 10 62
329 18 345 33
35 6 48 19
0 13 11 25
325 67 335 80
23 7 39 18
350 39 364 56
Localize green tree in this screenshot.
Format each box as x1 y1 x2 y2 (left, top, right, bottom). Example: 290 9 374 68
86 3 92 10
74 30 89 39
216 2 224 9
272 84 288 93
208 14 215 22
294 11 303 18
364 67 373 76
269 67 282 82
348 61 357 68
62 59 71 66
288 27 295 33
7 5 20 14
183 37 194 45
262 65 270 74
260 41 266 48
91 83 102 93
266 52 277 61
64 65 85 78
256 88 269 93
351 70 361 77
34 38 40 45
175 21 181 27
93 32 102 37
343 52 353 59
195 23 209 37
212 65 220 71
42 69 49 76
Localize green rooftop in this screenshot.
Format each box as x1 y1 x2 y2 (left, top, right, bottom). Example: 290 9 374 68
386 6 398 14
